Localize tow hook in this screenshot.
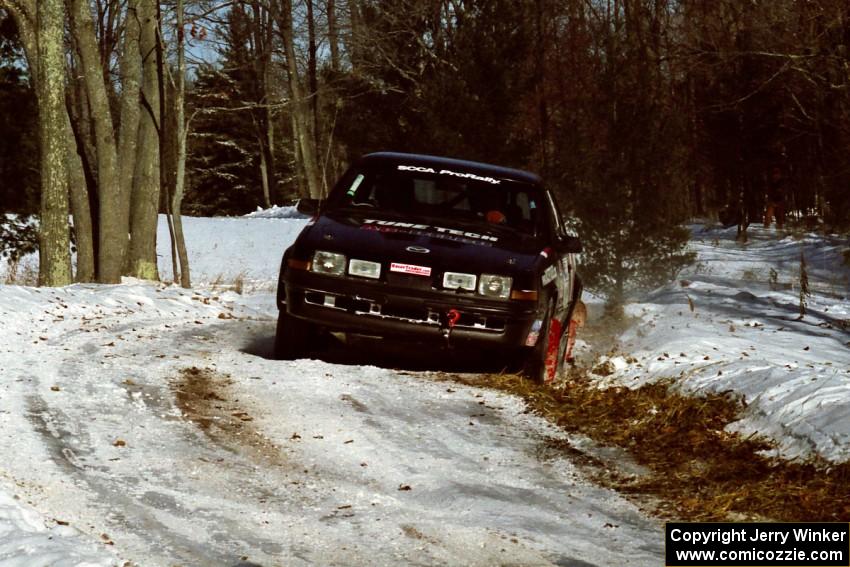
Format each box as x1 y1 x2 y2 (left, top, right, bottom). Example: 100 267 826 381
442 309 461 347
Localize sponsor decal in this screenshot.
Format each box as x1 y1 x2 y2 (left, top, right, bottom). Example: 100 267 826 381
347 173 366 196
390 263 432 277
397 164 501 185
362 219 499 243
525 319 544 346
542 264 558 286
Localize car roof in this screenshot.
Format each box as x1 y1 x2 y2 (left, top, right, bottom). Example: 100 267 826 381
356 152 543 186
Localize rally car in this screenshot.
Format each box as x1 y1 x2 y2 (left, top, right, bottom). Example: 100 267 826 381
275 152 582 382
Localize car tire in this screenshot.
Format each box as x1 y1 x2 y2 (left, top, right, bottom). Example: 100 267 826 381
522 299 563 383
273 308 316 360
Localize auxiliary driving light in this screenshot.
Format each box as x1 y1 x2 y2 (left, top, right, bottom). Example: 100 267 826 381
443 272 477 291
349 259 381 279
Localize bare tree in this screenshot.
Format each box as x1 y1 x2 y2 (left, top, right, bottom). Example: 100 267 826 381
278 0 323 199
68 0 125 283
126 0 161 279
172 0 191 287
327 0 340 72
36 0 73 285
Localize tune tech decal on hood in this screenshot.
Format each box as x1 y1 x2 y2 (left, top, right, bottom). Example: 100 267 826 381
361 219 498 244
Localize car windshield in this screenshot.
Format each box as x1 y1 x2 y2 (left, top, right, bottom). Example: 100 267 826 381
329 166 546 236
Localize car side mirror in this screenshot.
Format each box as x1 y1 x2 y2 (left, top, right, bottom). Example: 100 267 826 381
296 198 321 215
558 235 582 253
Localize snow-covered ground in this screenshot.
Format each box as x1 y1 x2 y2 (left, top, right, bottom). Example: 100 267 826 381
155 212 307 290
0 214 848 565
590 224 850 462
1 213 661 565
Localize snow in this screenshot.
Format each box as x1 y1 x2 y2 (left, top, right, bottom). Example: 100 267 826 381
0 210 848 565
589 224 850 462
156 213 309 289
243 204 310 220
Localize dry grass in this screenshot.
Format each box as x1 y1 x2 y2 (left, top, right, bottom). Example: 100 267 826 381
205 271 272 294
2 257 39 285
441 369 850 522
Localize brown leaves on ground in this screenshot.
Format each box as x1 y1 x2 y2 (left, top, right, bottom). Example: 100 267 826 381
172 366 285 466
442 370 850 522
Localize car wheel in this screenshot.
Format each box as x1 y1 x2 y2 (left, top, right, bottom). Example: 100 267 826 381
273 309 317 360
522 299 563 384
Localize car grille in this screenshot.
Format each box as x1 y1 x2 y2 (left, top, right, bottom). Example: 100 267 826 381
302 290 506 332
385 272 434 291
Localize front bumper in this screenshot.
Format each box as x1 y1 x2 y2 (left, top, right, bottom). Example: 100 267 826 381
281 270 542 347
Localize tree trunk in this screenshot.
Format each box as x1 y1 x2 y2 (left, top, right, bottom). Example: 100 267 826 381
278 0 323 199
117 0 142 268
68 0 125 283
289 111 307 197
261 5 277 206
327 0 340 72
36 0 73 286
173 0 191 288
3 1 87 282
347 0 364 68
250 1 275 208
65 110 95 282
258 151 271 208
306 0 319 150
126 0 161 280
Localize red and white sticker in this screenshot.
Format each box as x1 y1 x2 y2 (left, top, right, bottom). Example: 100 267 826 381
390 263 432 277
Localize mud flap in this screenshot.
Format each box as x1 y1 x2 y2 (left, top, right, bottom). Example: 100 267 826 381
564 320 579 363
543 318 562 384
564 300 587 364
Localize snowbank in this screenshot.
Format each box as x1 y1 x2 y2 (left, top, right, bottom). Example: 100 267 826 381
1 212 309 287
155 214 308 288
243 204 309 219
595 224 850 462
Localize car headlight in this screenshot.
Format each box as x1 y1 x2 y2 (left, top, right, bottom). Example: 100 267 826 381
478 274 512 299
349 259 381 279
443 272 477 291
311 250 346 276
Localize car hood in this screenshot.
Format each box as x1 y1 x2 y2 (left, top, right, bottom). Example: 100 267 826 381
295 210 546 275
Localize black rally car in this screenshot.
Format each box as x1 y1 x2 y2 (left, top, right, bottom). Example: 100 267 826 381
275 152 582 382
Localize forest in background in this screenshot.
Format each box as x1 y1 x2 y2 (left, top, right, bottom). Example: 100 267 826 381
0 0 848 303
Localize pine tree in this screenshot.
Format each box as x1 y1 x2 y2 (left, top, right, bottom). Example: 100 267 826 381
186 64 264 215
186 6 291 215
